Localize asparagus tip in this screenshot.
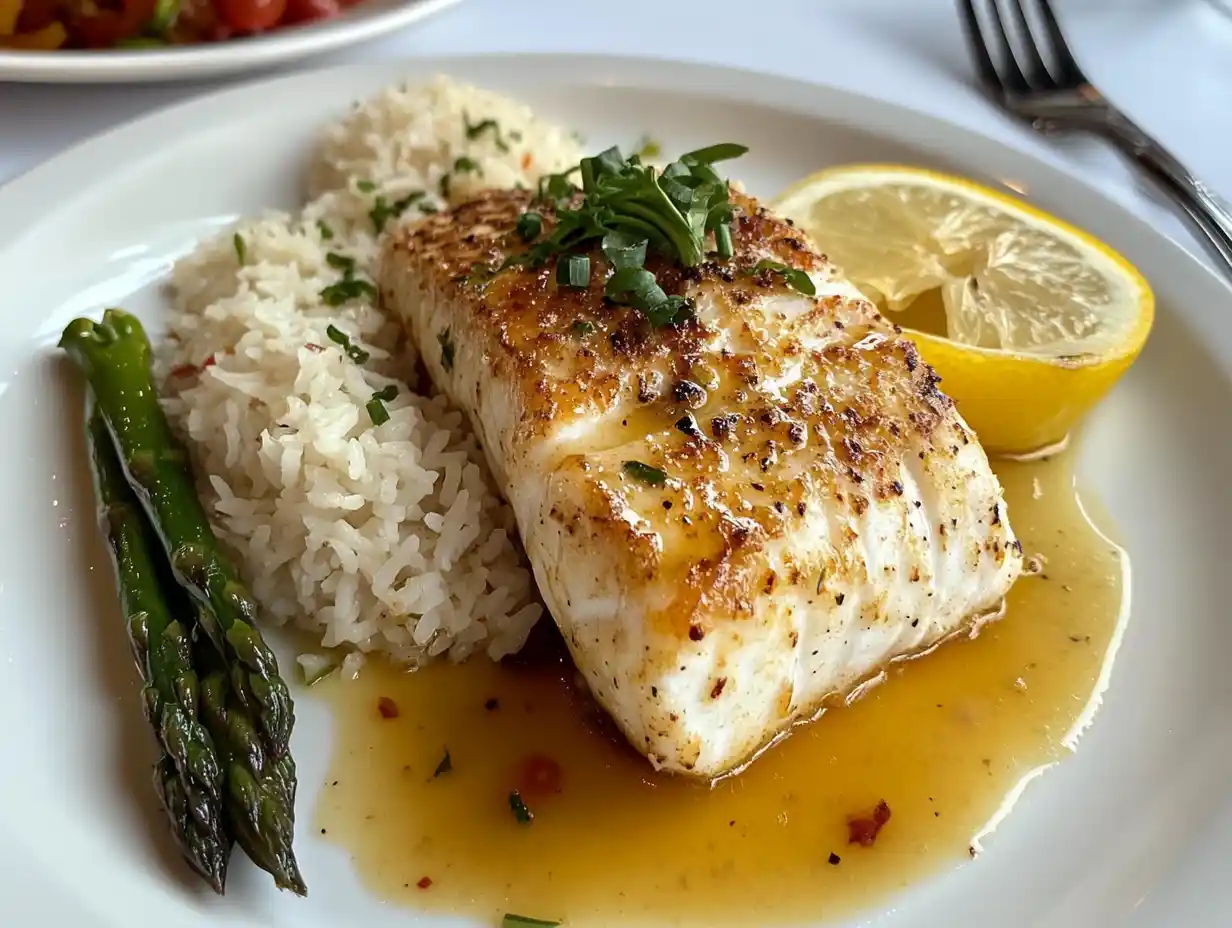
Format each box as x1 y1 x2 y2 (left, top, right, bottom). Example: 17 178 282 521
102 306 141 334
278 863 308 897
200 852 228 896
57 316 101 350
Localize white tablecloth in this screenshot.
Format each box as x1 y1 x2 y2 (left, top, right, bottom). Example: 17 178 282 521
3 0 1232 272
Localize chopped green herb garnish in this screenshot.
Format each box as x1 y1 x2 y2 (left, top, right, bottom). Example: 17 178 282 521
317 219 335 241
633 135 662 160
510 130 524 142
433 749 452 777
498 143 744 326
645 297 694 331
366 396 390 426
356 179 377 193
622 460 668 486
324 324 371 363
751 259 816 296
509 790 533 824
515 211 543 242
439 174 452 200
325 252 355 274
437 328 455 371
604 266 658 303
320 277 378 308
556 254 590 289
233 233 247 264
463 113 510 152
321 250 378 308
370 190 426 233
420 202 440 215
714 223 734 260
501 916 560 927
372 384 398 403
571 320 596 337
296 653 340 686
531 167 581 209
604 266 693 327
600 230 647 270
679 142 749 165
399 191 426 215
463 115 498 139
453 156 482 176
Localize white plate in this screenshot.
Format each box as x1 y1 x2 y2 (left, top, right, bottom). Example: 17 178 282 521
0 0 459 83
1 54 1229 928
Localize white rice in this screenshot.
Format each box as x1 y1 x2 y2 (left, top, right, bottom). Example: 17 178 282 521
158 77 585 673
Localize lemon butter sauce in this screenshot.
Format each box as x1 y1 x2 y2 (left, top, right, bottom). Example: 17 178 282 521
314 444 1126 927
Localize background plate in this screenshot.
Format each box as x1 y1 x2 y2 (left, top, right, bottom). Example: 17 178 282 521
0 54 1228 927
0 0 459 83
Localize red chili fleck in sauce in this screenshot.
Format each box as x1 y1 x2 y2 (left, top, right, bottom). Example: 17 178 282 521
846 799 892 847
202 353 217 368
169 363 198 378
377 696 399 719
416 876 433 889
517 753 563 798
305 343 324 353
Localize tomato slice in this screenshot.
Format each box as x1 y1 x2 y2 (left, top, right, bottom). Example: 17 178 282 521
168 0 229 43
74 0 157 48
16 0 61 32
216 0 287 32
282 0 340 24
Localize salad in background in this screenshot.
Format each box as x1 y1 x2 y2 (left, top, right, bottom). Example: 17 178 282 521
0 0 364 50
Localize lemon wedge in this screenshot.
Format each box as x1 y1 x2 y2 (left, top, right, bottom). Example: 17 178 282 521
773 165 1154 454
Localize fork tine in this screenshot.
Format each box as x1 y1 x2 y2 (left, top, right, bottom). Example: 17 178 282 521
1031 0 1088 85
981 0 1031 93
957 0 1004 95
1005 0 1052 88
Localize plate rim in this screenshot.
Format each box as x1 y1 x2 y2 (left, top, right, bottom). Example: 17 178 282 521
0 0 461 84
3 49 1230 312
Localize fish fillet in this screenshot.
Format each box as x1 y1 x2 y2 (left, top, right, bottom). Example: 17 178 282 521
380 186 1023 778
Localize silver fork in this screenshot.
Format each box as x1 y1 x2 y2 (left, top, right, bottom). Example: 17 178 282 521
958 0 1232 275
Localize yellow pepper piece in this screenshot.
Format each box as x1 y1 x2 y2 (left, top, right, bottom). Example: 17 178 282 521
0 0 22 35
1 21 67 49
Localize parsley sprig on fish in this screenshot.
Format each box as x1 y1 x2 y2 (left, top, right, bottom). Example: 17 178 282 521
498 143 749 326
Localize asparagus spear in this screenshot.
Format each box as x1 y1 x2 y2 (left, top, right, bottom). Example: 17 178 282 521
60 309 294 760
86 400 229 893
198 638 307 896
153 757 230 894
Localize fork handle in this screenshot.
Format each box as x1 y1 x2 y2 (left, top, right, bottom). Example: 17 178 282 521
1096 112 1232 274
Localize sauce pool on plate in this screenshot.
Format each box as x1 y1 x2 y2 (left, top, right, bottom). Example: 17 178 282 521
313 444 1126 926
